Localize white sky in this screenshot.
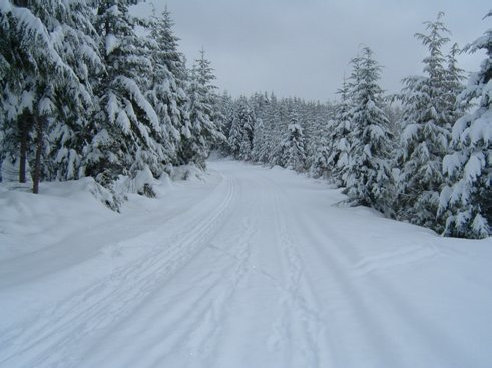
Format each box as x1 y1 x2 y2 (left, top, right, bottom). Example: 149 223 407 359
131 0 490 101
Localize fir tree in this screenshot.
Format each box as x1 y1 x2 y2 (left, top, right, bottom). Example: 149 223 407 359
145 7 189 168
330 78 353 186
265 94 284 166
215 91 234 155
439 11 492 239
310 124 331 178
251 92 270 163
184 49 224 167
283 110 307 172
396 13 454 229
344 47 393 214
87 0 162 187
0 0 99 192
228 96 255 160
252 116 269 163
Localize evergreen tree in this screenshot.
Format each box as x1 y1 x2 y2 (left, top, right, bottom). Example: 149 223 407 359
329 78 353 186
310 122 331 178
344 47 393 213
146 7 189 169
215 91 234 155
228 96 255 160
0 0 100 192
308 102 334 178
252 116 269 163
439 11 492 239
444 42 466 122
227 102 243 159
183 49 224 167
283 110 307 172
47 1 103 182
86 0 162 187
251 92 270 163
272 98 291 166
265 94 285 166
396 13 453 229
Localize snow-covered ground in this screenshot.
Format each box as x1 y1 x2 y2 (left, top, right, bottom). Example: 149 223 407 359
1 159 491 368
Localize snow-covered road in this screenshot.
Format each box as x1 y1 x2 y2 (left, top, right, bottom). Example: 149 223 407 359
1 160 491 368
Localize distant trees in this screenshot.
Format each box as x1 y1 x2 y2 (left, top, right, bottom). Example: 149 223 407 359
227 96 256 160
219 11 490 239
0 2 221 202
283 110 307 172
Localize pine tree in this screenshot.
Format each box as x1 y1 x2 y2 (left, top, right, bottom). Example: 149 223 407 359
184 49 224 167
344 47 392 213
396 13 453 229
0 0 99 192
283 109 307 172
265 94 285 166
330 78 353 186
439 11 492 239
46 1 102 182
227 102 243 159
252 116 269 163
309 103 334 178
86 0 162 187
251 93 270 163
444 42 466 123
215 91 234 155
145 7 189 169
310 123 331 178
228 96 255 160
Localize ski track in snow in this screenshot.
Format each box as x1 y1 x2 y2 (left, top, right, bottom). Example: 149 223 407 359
266 180 326 367
0 173 236 368
1 160 492 368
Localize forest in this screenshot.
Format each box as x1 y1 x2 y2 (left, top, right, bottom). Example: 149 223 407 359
0 2 490 239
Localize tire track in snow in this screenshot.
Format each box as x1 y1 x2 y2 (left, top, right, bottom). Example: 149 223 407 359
0 174 236 368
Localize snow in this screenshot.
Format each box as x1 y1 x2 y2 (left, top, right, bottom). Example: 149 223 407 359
1 159 491 368
469 110 492 144
117 76 160 130
19 90 34 112
463 152 485 183
0 158 30 185
105 34 119 56
38 96 55 115
112 166 159 195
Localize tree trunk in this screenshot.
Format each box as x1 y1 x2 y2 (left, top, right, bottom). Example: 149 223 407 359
19 114 28 183
12 0 29 7
32 116 43 194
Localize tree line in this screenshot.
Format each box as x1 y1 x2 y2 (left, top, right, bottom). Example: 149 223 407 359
0 4 490 239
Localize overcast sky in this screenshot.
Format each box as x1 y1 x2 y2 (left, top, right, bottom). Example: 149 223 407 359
132 0 490 101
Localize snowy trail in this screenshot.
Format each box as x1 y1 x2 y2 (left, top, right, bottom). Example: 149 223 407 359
1 160 492 368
